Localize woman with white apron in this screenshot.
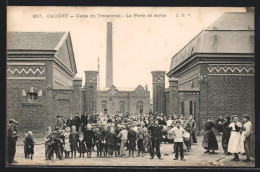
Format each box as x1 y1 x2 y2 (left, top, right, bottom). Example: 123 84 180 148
228 115 242 162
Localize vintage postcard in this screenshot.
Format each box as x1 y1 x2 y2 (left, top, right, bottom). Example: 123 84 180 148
6 6 255 167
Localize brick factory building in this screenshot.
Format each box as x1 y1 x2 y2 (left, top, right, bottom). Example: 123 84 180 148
7 23 150 134
152 12 254 135
7 32 80 134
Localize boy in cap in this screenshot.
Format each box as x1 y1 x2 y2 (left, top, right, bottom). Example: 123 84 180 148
128 125 137 157
137 126 145 157
105 127 117 157
94 127 102 157
115 124 121 157
169 120 186 161
84 124 95 158
101 125 109 157
117 125 128 157
70 125 79 158
47 127 63 160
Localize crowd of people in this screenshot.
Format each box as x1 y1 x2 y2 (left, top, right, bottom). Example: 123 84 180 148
44 112 198 161
7 111 253 164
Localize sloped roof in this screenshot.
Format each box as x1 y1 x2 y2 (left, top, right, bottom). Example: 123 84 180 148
7 32 66 50
206 12 254 30
7 32 77 74
168 12 254 73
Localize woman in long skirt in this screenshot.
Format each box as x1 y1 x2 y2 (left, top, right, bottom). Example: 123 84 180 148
215 115 232 155
202 116 218 154
228 115 242 162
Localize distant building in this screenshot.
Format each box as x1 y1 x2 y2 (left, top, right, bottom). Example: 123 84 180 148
84 22 150 116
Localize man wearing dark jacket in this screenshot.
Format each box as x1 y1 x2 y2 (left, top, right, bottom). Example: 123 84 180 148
66 114 75 128
74 113 81 132
81 112 88 132
148 120 162 159
7 119 19 164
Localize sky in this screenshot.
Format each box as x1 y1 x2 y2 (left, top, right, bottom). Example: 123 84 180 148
7 7 246 97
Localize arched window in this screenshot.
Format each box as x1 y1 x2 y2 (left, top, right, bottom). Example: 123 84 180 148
101 100 107 114
157 86 162 112
119 101 125 113
136 101 143 114
89 86 94 113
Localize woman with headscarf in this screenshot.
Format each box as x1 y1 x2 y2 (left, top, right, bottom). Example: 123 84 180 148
218 115 232 155
202 116 218 154
228 115 242 162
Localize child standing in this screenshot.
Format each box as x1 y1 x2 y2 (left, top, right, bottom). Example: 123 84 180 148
94 128 102 157
70 125 79 158
169 120 186 161
143 127 150 153
44 126 52 160
137 126 145 157
23 133 28 159
128 125 137 157
114 124 121 157
64 127 71 158
105 127 117 158
78 132 86 158
117 125 128 157
101 125 109 157
84 124 95 158
24 131 35 159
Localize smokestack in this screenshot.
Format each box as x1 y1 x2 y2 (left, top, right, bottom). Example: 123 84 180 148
106 22 113 88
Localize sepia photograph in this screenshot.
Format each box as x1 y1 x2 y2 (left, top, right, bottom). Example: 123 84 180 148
6 6 255 167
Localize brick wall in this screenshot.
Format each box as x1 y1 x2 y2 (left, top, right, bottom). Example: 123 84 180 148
151 71 166 114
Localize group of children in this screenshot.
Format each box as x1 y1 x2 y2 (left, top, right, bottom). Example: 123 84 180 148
22 113 198 161
43 122 154 160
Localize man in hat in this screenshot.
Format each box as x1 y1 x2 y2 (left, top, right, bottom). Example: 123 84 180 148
7 118 19 164
55 115 64 130
66 114 75 128
47 127 63 160
242 114 253 162
74 113 81 132
81 111 88 133
147 120 163 159
188 115 197 144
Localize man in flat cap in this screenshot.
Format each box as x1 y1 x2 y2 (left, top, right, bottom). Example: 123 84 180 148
7 118 19 164
242 114 253 162
55 115 64 131
147 119 163 160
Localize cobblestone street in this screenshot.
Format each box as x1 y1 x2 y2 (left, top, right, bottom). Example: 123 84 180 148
10 136 254 167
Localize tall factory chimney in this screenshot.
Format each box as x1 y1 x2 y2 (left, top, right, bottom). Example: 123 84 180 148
106 22 113 88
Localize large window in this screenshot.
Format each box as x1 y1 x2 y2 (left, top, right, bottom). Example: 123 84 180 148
157 86 162 112
136 101 143 114
181 101 184 114
119 101 125 113
89 86 94 113
101 100 107 114
190 101 193 115
190 101 196 115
